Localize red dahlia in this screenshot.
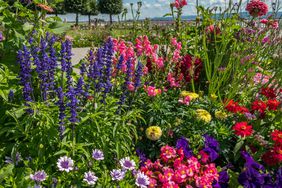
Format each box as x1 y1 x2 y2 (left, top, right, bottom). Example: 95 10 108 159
225 100 249 114
232 122 253 137
246 0 268 17
267 99 281 111
271 130 282 145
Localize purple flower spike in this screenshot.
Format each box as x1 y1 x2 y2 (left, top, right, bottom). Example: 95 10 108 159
57 156 74 172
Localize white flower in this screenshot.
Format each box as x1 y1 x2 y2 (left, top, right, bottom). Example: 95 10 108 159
110 169 126 181
135 171 150 188
83 171 98 185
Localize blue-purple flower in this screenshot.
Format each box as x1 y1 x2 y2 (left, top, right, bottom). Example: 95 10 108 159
110 169 126 181
30 170 47 183
57 156 74 172
83 171 98 185
0 31 3 41
176 137 193 158
92 149 104 160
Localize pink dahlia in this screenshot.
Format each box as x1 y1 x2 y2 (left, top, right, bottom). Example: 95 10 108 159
246 0 268 17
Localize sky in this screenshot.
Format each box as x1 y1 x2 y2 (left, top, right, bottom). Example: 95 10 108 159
122 0 280 18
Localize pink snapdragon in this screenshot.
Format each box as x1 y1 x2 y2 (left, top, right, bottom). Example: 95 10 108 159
173 0 188 9
144 85 162 97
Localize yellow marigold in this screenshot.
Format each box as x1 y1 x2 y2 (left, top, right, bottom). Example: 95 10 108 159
180 91 199 100
145 126 162 141
215 110 228 120
196 109 212 123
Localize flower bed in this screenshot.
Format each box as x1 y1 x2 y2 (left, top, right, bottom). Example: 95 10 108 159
0 0 281 187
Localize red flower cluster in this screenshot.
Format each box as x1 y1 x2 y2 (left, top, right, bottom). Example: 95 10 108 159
225 100 249 114
232 122 253 137
251 99 281 114
271 130 282 145
141 145 219 188
260 87 276 99
261 130 282 166
246 0 268 17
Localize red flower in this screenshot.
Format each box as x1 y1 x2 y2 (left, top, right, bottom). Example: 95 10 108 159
246 0 268 17
251 100 267 113
262 150 280 166
232 122 253 137
225 100 249 114
267 99 280 111
271 130 282 145
273 145 282 163
260 87 276 99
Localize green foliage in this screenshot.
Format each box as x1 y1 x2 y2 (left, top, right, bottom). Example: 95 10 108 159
98 0 122 23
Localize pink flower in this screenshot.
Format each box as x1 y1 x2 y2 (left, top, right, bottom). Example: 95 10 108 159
143 66 149 75
173 0 187 9
246 0 268 17
260 18 268 24
160 145 177 162
162 181 179 188
271 20 279 29
127 82 135 91
262 36 270 44
253 73 270 85
156 57 164 69
178 96 191 105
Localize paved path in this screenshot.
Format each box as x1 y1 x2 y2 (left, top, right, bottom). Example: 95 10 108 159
72 47 91 65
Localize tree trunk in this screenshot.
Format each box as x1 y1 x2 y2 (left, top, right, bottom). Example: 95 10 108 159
88 14 91 26
75 12 79 27
110 14 113 24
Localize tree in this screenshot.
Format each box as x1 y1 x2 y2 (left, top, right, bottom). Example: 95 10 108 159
82 0 99 26
98 0 123 24
121 8 128 21
64 0 83 26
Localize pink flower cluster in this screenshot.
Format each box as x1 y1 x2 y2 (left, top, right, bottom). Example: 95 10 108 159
144 85 162 97
246 0 268 17
260 19 279 29
173 0 188 9
141 145 219 188
136 36 164 69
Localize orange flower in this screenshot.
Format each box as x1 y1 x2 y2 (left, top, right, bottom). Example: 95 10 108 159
37 3 54 13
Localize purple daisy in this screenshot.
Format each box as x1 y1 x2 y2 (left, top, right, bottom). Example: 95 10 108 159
110 169 126 181
30 170 47 183
135 171 150 188
83 171 98 185
119 157 136 171
57 156 74 172
92 149 104 161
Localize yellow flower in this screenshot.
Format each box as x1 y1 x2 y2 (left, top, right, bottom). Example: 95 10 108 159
180 91 199 100
145 126 162 141
210 94 218 100
196 109 212 123
215 110 228 120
